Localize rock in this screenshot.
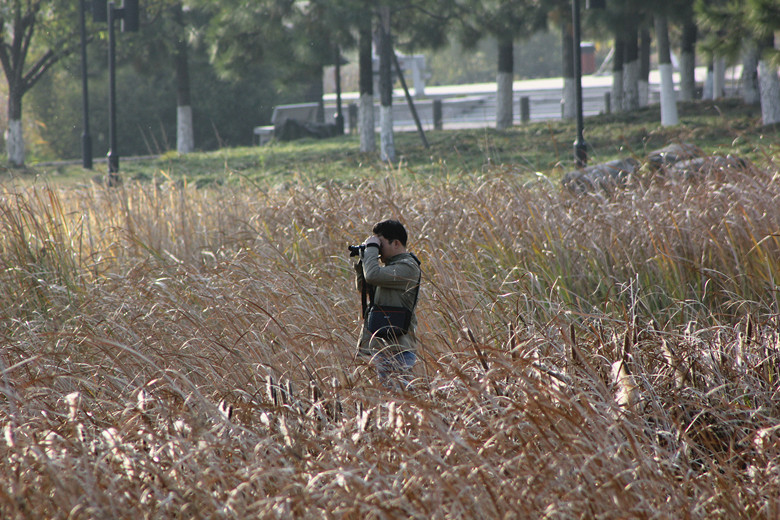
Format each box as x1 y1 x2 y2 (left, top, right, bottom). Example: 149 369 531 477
645 143 702 170
667 154 748 180
562 157 641 194
560 143 752 195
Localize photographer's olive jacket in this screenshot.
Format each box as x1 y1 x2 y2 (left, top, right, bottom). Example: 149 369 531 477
355 247 421 356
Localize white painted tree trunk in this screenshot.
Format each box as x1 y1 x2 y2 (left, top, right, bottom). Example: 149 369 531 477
679 52 696 101
622 60 639 111
496 71 513 130
758 60 780 126
359 93 375 153
177 105 194 154
612 71 624 113
741 45 760 105
703 66 714 100
659 63 679 126
638 80 649 107
713 57 726 99
5 120 24 166
562 78 575 119
380 105 395 162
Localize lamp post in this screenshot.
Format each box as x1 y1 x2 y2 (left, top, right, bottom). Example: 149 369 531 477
334 45 344 135
572 0 605 168
107 2 119 180
79 0 92 169
93 0 139 184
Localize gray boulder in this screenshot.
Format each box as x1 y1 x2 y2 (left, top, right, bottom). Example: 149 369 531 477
561 157 641 194
667 154 748 180
645 143 702 170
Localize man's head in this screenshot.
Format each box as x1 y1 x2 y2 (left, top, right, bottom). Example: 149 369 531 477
372 219 408 261
372 219 407 246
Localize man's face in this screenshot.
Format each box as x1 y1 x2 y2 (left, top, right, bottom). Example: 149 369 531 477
376 235 394 261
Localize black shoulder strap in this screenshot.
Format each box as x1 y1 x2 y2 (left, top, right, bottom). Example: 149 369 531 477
361 271 374 318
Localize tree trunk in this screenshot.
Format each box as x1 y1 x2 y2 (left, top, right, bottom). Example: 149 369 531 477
612 39 625 113
378 6 394 162
5 86 24 166
679 19 697 101
639 26 651 107
741 42 760 105
655 14 678 126
622 17 640 111
358 17 375 153
758 36 780 125
703 60 714 99
713 57 726 99
173 4 194 154
561 9 575 120
758 60 780 125
496 39 513 130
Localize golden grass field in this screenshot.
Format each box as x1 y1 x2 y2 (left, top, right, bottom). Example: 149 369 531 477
1 145 779 517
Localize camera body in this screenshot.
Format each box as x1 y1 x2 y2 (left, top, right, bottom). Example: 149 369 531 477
348 244 365 257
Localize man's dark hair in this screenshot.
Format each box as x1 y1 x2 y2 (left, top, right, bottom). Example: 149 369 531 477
373 219 407 246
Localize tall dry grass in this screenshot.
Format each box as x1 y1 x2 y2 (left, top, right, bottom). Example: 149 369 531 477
0 161 778 518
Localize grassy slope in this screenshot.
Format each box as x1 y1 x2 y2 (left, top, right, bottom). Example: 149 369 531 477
11 98 779 188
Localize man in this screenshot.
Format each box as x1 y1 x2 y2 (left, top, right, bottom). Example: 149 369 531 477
354 219 421 388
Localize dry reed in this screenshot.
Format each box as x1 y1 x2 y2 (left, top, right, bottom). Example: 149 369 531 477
1 160 778 518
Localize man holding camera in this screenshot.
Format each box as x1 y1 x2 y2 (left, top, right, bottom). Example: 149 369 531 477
353 219 421 389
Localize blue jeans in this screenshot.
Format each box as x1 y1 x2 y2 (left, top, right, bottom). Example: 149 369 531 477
373 350 416 389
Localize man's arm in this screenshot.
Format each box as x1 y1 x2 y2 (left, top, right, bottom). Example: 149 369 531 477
361 247 417 289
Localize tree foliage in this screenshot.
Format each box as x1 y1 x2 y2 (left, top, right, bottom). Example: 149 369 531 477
13 0 779 162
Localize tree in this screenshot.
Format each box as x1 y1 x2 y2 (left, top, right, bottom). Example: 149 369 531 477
357 13 374 153
555 4 575 120
655 12 678 126
639 26 651 107
129 1 199 154
589 3 629 112
377 5 394 161
741 41 761 105
457 0 549 130
697 0 780 124
747 0 780 124
172 3 194 153
677 1 698 101
0 0 81 166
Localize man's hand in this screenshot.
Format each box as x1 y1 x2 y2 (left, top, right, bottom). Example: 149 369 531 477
364 235 381 248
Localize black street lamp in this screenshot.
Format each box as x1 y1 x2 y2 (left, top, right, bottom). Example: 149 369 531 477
572 0 605 168
334 46 344 135
93 0 139 184
79 0 92 169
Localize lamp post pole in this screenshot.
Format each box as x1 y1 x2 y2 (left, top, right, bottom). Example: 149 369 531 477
79 0 92 169
92 0 139 185
334 45 344 134
572 0 587 168
572 0 605 168
107 2 119 182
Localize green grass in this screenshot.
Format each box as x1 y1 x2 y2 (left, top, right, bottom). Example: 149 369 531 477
10 98 778 189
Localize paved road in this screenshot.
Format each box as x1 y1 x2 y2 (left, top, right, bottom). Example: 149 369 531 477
325 75 619 131
323 68 716 131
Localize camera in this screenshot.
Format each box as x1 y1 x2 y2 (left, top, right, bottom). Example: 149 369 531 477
348 244 365 257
